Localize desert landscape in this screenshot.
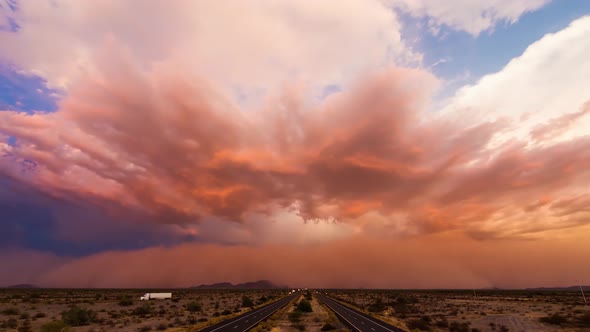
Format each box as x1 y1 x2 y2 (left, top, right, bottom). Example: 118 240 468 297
1 287 589 331
2 1 590 332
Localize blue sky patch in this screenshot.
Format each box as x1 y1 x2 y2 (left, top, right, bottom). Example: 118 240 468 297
0 65 61 113
400 1 590 84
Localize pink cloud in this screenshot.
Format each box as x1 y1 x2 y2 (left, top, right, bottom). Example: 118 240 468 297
1 44 590 246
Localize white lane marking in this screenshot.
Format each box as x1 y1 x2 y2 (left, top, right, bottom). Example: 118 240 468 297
322 296 397 332
318 295 361 332
233 325 238 329
206 295 294 332
371 328 375 331
361 321 365 325
241 295 296 332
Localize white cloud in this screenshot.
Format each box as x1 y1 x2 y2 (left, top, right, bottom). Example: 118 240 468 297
0 0 420 99
442 15 590 145
385 0 550 36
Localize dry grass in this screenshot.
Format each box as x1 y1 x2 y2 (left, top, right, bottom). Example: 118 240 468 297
325 289 590 332
0 288 288 332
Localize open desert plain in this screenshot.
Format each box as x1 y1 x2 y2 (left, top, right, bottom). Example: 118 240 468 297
1 287 589 331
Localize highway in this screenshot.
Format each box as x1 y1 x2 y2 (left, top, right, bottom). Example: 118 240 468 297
317 293 406 332
199 292 299 332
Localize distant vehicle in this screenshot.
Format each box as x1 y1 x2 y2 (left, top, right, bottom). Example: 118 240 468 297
140 293 172 300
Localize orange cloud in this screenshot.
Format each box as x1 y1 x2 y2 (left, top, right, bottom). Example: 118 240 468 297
1 44 590 247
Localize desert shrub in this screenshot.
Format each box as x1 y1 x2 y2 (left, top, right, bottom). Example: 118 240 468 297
131 304 153 317
2 318 18 328
304 291 313 301
40 321 70 332
242 296 254 308
156 323 167 330
407 317 431 331
34 312 47 318
498 325 509 332
320 323 336 331
448 321 470 332
540 313 567 325
138 326 152 331
19 312 30 320
186 301 202 312
2 307 20 315
118 296 133 306
289 310 303 323
579 312 590 326
297 300 313 313
61 306 97 326
435 318 449 328
17 319 32 332
198 317 208 322
393 302 408 316
368 298 386 313
221 309 232 316
294 323 306 331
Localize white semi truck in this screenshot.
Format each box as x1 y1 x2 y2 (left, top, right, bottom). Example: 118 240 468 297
140 293 172 300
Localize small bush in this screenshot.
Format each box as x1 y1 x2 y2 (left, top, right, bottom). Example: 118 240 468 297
40 321 70 332
2 307 20 315
448 321 470 332
294 323 306 331
61 306 97 326
221 309 232 316
407 317 431 331
540 313 567 325
368 298 386 313
579 311 590 326
118 296 134 306
132 304 153 317
289 310 303 323
242 296 254 308
34 312 47 318
320 323 336 331
297 300 313 313
18 319 32 332
186 301 202 312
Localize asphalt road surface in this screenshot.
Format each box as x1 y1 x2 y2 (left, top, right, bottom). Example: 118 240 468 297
199 292 299 332
317 293 406 332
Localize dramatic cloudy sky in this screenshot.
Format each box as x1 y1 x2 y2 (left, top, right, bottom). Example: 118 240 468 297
1 0 590 288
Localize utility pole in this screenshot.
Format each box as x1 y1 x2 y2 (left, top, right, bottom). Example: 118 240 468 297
581 285 587 305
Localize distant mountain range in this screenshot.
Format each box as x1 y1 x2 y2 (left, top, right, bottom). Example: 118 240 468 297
192 280 287 289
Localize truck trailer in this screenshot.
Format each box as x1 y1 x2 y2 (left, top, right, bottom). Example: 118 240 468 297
140 293 172 300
